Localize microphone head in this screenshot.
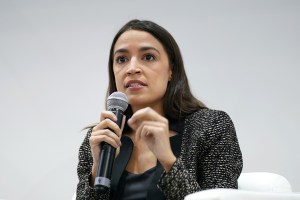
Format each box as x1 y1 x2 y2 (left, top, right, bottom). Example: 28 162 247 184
107 92 128 112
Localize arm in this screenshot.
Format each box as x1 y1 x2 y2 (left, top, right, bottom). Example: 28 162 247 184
158 110 243 199
77 111 123 200
76 128 110 200
198 111 243 189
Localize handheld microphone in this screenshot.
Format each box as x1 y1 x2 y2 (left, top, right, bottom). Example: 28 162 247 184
94 92 128 190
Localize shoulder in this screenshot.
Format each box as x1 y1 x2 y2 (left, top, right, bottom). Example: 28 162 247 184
183 109 236 142
185 108 233 125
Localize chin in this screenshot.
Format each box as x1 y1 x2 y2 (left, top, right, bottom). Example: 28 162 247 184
127 96 149 107
128 97 143 105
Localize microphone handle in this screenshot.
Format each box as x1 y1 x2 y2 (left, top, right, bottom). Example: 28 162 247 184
94 108 123 190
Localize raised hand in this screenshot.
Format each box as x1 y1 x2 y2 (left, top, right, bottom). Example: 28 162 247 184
128 107 176 172
89 111 125 185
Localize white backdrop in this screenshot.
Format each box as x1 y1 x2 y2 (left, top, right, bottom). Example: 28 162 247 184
0 1 299 199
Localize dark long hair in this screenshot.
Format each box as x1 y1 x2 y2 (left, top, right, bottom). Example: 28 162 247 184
107 19 206 121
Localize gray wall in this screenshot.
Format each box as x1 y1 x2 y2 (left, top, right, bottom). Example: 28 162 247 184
0 1 299 199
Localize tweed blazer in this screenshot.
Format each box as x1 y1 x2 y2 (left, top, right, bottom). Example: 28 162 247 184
76 109 243 200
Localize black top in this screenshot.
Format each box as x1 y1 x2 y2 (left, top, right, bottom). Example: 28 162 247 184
121 167 156 200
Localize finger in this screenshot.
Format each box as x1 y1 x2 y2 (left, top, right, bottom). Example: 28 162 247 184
93 118 122 137
128 107 167 130
92 129 121 144
127 107 155 125
135 121 167 141
89 134 121 149
99 110 118 122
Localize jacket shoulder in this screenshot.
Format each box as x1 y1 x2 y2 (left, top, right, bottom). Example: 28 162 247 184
186 109 232 123
183 109 235 143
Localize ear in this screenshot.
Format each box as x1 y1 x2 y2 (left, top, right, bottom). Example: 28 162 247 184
168 69 173 81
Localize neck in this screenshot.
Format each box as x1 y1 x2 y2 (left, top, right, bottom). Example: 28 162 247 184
131 103 165 116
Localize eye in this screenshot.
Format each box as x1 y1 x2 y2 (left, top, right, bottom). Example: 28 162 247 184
143 54 155 61
115 56 128 64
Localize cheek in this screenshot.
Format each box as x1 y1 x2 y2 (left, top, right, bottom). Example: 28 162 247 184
115 78 123 91
155 73 170 91
161 70 171 84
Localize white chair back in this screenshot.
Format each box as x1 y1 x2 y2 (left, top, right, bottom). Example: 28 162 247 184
238 172 292 192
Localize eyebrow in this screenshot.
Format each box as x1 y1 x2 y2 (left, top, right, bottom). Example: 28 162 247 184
114 46 160 55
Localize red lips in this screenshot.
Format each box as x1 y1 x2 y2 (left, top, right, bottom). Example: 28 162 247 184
125 80 147 88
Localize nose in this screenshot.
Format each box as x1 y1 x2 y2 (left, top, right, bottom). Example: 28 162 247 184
126 58 141 75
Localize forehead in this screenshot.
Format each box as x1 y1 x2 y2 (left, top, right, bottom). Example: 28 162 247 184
114 30 164 51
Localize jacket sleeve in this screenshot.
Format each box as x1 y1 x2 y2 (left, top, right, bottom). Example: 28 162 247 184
158 110 243 200
76 128 110 200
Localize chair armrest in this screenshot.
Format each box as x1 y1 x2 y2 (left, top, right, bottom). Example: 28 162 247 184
184 189 300 200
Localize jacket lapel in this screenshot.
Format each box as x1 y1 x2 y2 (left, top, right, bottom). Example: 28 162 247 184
110 132 182 200
111 136 133 200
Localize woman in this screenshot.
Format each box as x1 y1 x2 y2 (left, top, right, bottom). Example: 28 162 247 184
76 19 243 200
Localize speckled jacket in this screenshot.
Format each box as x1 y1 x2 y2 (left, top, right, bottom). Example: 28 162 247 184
76 109 243 200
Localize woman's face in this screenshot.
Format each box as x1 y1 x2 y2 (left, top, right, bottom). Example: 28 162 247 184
113 30 172 113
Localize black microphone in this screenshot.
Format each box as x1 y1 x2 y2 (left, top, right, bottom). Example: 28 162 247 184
94 92 128 190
